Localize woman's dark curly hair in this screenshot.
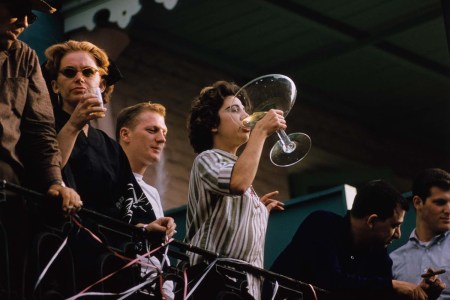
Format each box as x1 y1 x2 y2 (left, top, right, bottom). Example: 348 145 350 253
187 80 244 153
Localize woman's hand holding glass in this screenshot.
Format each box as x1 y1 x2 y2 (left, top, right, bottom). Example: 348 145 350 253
252 109 286 137
232 74 311 167
85 87 106 118
68 87 107 131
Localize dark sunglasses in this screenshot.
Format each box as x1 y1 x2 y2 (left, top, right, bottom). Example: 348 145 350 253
59 67 99 79
7 4 38 24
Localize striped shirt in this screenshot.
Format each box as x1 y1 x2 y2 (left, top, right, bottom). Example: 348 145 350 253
185 149 269 299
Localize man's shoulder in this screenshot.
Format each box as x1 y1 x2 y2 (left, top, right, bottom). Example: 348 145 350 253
5 40 37 66
15 40 29 48
11 40 34 55
296 210 344 237
306 210 342 223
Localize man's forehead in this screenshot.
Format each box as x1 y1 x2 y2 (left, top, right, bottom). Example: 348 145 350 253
391 205 405 222
139 112 167 128
139 110 165 121
430 186 450 196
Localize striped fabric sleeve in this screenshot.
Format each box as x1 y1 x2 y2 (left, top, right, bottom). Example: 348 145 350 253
196 150 234 194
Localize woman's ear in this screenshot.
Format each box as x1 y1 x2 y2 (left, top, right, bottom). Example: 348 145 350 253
51 80 59 94
99 79 107 93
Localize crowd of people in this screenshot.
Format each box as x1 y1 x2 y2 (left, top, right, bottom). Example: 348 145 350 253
0 0 449 300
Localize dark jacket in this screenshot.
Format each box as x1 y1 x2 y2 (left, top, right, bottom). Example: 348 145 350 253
269 210 394 300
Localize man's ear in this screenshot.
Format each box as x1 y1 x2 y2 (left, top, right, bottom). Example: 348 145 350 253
412 195 423 209
366 214 378 229
119 127 130 143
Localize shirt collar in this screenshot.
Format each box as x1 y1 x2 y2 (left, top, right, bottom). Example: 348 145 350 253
1 40 21 59
9 40 21 51
409 229 449 246
212 148 238 160
133 172 143 180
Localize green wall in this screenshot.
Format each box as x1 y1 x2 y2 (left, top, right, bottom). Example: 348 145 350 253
20 11 64 62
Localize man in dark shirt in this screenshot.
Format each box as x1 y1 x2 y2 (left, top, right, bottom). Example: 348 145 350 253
0 0 82 298
268 180 430 300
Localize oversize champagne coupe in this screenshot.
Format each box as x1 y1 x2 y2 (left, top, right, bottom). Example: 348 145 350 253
235 74 311 167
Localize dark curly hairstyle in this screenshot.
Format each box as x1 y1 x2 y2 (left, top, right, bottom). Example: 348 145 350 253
412 168 450 202
351 179 409 220
187 81 243 153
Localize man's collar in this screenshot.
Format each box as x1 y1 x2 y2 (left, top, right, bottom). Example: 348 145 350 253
0 39 22 52
410 229 449 245
9 39 22 51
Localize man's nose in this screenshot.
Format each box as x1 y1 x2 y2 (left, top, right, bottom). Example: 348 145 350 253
393 227 401 239
15 16 29 28
157 131 166 143
444 201 450 213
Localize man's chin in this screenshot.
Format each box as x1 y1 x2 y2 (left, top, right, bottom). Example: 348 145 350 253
148 155 160 164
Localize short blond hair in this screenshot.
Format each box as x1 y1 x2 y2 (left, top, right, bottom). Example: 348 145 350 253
116 102 166 140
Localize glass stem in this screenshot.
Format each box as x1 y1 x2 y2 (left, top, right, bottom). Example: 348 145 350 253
276 130 296 153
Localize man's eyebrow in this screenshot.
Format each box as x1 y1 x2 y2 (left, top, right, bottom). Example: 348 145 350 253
432 198 449 203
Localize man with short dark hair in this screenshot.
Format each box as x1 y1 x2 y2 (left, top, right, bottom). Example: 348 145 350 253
0 0 82 297
268 180 430 300
391 168 450 300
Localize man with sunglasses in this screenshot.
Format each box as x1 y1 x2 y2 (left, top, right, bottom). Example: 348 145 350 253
0 0 82 298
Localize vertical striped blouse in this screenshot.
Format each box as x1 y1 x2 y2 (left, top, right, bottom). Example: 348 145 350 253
185 149 269 298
